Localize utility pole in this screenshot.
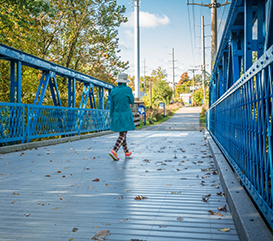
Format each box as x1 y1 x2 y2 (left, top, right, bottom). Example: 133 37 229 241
134 0 140 100
188 68 198 95
172 48 175 98
143 58 146 93
201 16 206 103
187 0 231 67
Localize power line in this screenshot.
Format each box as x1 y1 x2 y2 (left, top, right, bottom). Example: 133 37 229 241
187 3 196 65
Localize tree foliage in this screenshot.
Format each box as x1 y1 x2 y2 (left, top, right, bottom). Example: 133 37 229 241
0 0 129 104
177 72 189 85
141 66 172 106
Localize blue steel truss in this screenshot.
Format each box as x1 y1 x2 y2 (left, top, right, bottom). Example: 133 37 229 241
208 0 273 229
0 44 114 144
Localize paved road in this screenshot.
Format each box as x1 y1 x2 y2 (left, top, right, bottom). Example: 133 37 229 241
143 107 201 131
0 107 240 241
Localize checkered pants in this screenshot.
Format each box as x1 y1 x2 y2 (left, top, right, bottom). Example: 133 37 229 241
113 131 128 153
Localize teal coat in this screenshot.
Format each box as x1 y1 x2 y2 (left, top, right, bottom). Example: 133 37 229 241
110 83 135 132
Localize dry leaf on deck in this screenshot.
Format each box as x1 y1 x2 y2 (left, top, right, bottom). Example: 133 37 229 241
91 230 110 241
72 228 78 232
177 217 184 221
92 178 100 182
218 228 230 232
203 194 211 198
118 218 131 223
218 205 227 212
208 210 224 217
134 195 147 200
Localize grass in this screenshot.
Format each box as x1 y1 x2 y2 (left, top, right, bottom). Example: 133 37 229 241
136 113 175 129
200 113 206 128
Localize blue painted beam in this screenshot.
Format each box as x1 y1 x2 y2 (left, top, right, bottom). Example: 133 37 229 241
244 0 253 72
0 44 115 90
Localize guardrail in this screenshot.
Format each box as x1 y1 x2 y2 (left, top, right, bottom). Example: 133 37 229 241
0 102 110 144
207 44 273 229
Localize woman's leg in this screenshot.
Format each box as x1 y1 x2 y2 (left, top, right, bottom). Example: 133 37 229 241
121 131 129 153
113 132 127 152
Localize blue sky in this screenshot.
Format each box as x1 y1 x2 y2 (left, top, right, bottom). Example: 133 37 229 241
116 0 230 85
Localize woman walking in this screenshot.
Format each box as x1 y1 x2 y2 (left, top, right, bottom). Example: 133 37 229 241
109 73 135 161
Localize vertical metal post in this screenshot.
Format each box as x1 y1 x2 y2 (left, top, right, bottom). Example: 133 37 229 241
16 61 21 103
134 0 140 99
143 58 146 93
244 0 253 72
211 0 217 64
68 78 76 107
257 0 265 58
10 61 15 103
201 16 206 102
172 48 175 98
265 0 273 50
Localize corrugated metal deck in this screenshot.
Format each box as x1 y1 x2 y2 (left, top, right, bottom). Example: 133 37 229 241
0 108 240 241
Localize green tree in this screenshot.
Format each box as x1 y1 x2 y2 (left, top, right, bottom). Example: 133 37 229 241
193 87 209 106
151 66 167 83
0 0 129 104
152 79 173 105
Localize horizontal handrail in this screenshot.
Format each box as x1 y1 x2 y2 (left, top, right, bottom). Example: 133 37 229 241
0 102 110 144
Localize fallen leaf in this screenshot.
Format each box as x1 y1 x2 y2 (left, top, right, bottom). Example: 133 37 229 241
177 217 184 221
13 193 20 195
159 225 167 228
71 184 78 187
91 229 110 240
118 196 123 200
88 186 94 189
72 228 78 232
92 178 100 182
24 214 30 217
218 205 227 212
11 201 15 204
202 198 209 202
217 192 222 196
57 171 61 173
218 228 230 232
52 207 61 210
124 189 130 192
118 218 130 222
203 194 211 198
68 238 74 241
134 195 147 200
45 175 51 177
105 184 110 187
208 210 223 217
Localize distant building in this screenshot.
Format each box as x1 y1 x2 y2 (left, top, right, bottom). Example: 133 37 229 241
180 93 192 105
133 90 145 99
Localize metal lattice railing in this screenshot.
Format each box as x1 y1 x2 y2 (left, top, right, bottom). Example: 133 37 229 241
207 44 273 228
0 102 110 144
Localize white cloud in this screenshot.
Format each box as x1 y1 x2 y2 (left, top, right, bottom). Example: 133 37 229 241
123 11 171 28
124 30 134 39
119 41 131 50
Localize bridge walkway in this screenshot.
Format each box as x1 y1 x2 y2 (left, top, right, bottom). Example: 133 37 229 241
0 107 240 241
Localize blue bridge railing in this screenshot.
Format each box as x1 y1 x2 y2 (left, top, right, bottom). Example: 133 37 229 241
207 0 273 228
0 44 114 144
0 102 110 144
